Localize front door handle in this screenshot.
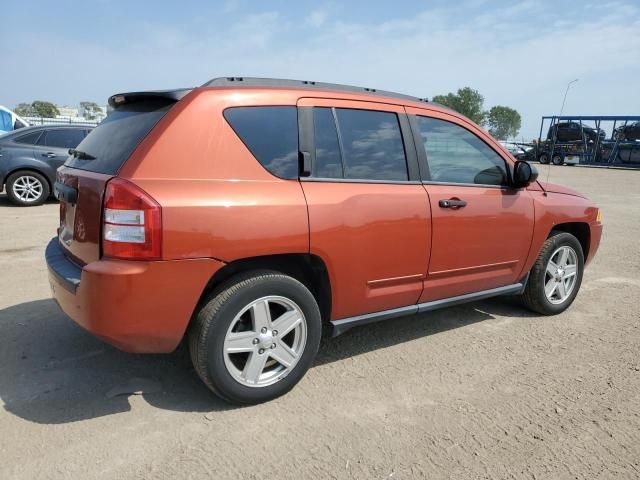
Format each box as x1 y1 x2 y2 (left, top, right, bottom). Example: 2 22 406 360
439 198 467 208
42 152 57 158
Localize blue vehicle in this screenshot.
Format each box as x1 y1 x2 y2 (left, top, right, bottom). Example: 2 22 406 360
0 105 29 135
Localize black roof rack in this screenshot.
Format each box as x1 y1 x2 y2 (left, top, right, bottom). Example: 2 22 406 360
202 77 429 103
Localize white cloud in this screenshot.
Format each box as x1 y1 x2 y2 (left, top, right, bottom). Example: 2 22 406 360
2 1 639 138
305 10 328 28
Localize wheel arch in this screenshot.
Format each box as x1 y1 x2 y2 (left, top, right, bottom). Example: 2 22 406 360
551 222 590 260
195 253 332 326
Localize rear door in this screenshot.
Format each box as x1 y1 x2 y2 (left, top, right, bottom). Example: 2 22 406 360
406 107 534 302
56 97 179 264
297 98 431 320
33 128 86 170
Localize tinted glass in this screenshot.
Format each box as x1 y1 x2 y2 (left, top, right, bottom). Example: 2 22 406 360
14 131 43 145
224 106 299 179
0 111 12 131
65 100 172 174
416 116 508 186
335 109 407 181
313 107 342 178
42 129 85 149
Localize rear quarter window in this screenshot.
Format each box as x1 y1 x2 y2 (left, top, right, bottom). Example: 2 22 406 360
64 100 171 175
223 106 299 179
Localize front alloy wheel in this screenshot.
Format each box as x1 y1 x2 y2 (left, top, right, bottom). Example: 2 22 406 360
520 231 584 315
544 246 578 304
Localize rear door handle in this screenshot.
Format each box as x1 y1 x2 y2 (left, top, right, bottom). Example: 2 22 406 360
42 152 57 158
439 199 467 208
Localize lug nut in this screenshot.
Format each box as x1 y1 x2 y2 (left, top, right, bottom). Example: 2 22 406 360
270 343 276 349
253 338 259 344
273 330 278 336
261 327 267 333
259 348 265 354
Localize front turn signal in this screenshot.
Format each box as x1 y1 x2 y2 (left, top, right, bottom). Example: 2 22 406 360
596 209 602 223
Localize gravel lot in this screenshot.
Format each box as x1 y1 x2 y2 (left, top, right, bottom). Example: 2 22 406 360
0 166 639 479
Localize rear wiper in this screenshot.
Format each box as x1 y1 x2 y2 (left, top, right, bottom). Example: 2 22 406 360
68 148 96 160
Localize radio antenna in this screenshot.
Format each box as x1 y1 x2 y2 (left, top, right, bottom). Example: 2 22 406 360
545 79 579 192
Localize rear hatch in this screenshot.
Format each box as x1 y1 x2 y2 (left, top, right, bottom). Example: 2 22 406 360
56 89 191 265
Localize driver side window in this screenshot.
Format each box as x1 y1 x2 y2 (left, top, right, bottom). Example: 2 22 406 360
415 116 508 186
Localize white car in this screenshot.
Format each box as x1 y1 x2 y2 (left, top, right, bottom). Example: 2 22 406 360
0 105 29 135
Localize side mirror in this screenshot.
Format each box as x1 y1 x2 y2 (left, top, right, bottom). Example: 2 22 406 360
513 160 538 188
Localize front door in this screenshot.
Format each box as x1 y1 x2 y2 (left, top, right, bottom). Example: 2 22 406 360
297 98 431 320
407 109 534 302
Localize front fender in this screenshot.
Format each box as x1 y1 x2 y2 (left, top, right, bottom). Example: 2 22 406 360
522 190 600 274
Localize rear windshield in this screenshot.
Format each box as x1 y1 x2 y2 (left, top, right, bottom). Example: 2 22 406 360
64 100 172 174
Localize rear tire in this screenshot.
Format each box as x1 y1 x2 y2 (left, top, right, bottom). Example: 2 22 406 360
520 231 584 315
552 154 564 166
189 271 322 405
6 171 50 206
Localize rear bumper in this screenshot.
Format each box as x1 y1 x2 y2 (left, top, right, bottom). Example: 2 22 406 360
45 237 225 353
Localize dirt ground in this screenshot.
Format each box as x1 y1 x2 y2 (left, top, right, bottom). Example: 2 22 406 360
0 166 639 479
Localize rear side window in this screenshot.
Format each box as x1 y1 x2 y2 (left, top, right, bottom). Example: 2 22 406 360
39 129 86 149
14 131 43 145
313 108 343 178
65 100 172 175
224 106 299 179
336 109 407 181
311 107 408 181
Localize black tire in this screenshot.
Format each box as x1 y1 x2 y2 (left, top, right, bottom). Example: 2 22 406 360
6 171 50 206
551 154 564 166
538 153 550 164
189 271 322 405
520 231 584 315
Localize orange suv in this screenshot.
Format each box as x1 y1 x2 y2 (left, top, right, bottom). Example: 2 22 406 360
46 77 602 404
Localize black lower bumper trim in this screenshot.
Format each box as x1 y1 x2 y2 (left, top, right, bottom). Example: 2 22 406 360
45 237 82 293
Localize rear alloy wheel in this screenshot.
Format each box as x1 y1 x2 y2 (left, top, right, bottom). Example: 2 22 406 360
538 153 550 164
189 271 321 404
552 154 564 165
520 231 584 315
6 171 50 206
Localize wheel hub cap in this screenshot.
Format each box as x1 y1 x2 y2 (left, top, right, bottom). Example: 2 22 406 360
257 330 275 349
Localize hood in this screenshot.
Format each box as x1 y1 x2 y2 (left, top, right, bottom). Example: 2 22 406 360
537 181 586 198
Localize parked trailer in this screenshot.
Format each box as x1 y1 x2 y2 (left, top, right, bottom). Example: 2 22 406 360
536 115 640 167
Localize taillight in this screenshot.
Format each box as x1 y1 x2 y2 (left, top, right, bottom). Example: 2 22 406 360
102 178 162 260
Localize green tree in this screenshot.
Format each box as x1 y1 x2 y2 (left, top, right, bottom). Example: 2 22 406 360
14 103 35 117
486 105 521 140
80 101 103 120
31 101 60 118
432 87 486 125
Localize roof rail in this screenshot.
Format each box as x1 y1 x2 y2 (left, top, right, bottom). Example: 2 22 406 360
202 77 429 104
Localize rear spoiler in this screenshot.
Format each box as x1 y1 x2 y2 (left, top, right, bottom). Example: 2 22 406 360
108 89 193 108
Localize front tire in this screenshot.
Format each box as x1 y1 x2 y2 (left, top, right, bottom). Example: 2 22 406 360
552 154 564 165
538 153 550 164
189 271 322 405
6 171 50 206
520 231 584 315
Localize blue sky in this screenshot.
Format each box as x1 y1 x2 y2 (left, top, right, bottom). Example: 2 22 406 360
1 0 639 138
